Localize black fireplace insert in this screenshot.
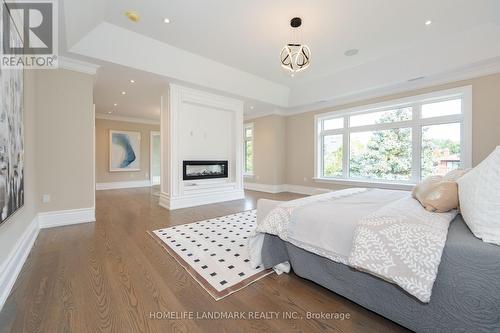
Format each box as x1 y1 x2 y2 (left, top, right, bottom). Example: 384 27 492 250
183 160 228 180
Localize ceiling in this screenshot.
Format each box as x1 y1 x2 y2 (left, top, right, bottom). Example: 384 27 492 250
60 0 500 120
102 0 500 85
92 62 165 120
91 60 275 120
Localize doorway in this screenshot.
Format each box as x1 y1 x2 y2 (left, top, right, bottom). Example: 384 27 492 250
150 131 161 185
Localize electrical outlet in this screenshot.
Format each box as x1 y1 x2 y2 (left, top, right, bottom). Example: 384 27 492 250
42 194 51 203
256 175 260 180
303 177 308 182
145 172 149 178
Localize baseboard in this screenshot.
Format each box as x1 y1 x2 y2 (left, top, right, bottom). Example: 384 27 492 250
0 206 97 311
243 182 285 194
244 182 330 195
159 190 245 210
96 180 152 191
38 207 96 229
0 216 39 312
283 184 331 195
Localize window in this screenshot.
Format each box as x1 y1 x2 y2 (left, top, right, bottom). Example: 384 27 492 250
315 86 471 188
244 123 254 175
421 123 461 178
323 134 343 177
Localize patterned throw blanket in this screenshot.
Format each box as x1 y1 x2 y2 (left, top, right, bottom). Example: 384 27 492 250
348 196 457 303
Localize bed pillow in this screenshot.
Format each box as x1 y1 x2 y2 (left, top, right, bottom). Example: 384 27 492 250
412 175 442 200
443 168 470 182
412 176 459 213
457 147 500 245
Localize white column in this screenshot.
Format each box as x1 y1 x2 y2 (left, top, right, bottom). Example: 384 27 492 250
159 89 172 209
159 84 244 210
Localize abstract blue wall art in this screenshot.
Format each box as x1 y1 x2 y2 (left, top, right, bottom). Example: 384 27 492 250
113 133 136 167
109 130 141 172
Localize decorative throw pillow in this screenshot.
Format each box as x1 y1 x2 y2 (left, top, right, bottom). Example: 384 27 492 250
457 147 500 245
412 175 443 200
413 176 459 213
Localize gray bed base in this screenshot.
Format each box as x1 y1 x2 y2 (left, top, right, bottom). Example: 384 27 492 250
261 215 500 333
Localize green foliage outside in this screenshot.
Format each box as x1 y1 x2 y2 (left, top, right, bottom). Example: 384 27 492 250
245 141 253 173
324 141 342 177
349 109 412 180
323 109 460 180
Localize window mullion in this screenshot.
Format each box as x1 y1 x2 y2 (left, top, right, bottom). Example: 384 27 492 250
348 120 414 133
411 104 422 182
320 133 325 178
343 117 349 179
322 128 345 135
419 114 463 126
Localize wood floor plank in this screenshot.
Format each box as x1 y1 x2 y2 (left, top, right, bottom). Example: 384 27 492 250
0 188 409 333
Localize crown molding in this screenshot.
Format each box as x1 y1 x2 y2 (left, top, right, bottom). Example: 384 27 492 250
283 57 500 116
95 113 160 125
58 56 100 75
244 108 287 121
244 57 500 121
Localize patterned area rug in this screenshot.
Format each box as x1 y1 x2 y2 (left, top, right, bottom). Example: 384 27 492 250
149 210 274 300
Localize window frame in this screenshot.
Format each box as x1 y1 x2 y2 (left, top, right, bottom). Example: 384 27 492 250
243 122 254 176
314 86 472 190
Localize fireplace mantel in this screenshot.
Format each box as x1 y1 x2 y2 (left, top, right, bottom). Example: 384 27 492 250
159 85 244 210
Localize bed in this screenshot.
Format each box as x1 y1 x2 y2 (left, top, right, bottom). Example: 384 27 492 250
254 192 500 333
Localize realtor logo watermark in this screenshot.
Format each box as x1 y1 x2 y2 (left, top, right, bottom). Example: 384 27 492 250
1 0 58 69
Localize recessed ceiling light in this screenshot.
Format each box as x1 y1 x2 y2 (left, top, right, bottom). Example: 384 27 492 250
129 79 135 83
125 11 140 23
290 73 295 78
121 91 126 95
163 18 171 24
425 20 432 26
344 49 359 56
113 103 118 106
250 106 254 110
107 111 113 114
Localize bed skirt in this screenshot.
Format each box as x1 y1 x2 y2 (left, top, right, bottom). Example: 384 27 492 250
261 215 500 332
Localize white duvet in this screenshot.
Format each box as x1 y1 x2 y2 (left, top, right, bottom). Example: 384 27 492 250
249 188 407 266
248 188 457 302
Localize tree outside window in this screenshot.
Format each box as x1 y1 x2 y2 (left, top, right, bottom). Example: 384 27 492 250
244 124 253 175
316 88 469 186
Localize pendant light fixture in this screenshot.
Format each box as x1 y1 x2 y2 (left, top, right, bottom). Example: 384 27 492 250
280 17 311 73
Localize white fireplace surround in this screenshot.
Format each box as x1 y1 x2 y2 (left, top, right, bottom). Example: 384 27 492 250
159 84 245 210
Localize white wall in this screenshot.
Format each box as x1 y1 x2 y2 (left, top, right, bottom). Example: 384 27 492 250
159 84 244 209
179 104 233 161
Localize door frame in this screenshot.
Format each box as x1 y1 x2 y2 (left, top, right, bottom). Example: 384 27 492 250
150 130 161 185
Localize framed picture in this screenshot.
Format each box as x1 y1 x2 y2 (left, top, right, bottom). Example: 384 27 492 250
109 130 141 172
0 5 24 225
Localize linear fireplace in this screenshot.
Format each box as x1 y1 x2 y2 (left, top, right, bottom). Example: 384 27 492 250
183 160 228 180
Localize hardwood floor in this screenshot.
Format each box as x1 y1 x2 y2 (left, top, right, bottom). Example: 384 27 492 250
0 188 409 333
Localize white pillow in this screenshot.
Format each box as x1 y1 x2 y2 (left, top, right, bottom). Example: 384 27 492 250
443 168 470 182
457 146 500 245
